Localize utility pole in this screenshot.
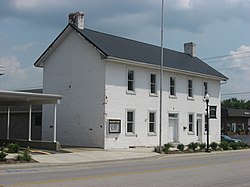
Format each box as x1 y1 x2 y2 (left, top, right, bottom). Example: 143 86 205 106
159 0 164 152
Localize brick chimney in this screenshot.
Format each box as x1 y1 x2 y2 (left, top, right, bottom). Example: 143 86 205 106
184 42 196 57
68 11 84 29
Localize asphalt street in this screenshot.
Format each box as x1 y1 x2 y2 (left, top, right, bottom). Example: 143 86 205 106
0 149 250 187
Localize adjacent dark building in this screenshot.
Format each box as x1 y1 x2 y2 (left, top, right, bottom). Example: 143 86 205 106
221 108 250 135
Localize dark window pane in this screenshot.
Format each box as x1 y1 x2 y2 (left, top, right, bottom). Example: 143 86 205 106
127 112 133 121
128 70 134 80
128 80 134 91
149 123 155 132
151 84 156 94
127 122 133 132
149 113 155 122
151 74 156 83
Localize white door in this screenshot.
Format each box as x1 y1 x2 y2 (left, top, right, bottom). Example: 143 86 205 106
196 115 202 141
168 114 178 142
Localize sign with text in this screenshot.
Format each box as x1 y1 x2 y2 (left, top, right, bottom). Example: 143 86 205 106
108 119 121 133
209 106 217 119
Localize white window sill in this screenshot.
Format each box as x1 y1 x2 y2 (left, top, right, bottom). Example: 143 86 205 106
147 132 157 136
126 90 136 95
125 133 137 137
188 132 195 135
149 93 158 97
187 97 194 101
169 95 177 99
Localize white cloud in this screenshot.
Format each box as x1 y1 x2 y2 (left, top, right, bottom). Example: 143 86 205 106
221 45 250 100
0 56 42 90
12 42 35 52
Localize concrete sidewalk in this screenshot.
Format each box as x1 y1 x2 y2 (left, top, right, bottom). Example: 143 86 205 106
31 147 158 164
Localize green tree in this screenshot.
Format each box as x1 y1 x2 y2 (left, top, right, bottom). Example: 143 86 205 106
221 98 249 109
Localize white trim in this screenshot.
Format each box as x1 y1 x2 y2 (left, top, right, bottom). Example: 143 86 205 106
106 57 227 81
126 68 136 94
28 105 32 141
53 104 57 142
149 72 158 96
125 109 135 136
148 110 157 135
7 106 10 140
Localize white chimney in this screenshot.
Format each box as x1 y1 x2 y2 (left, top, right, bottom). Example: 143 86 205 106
68 11 84 29
184 42 196 57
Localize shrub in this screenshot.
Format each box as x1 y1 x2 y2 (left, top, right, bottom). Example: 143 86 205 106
7 143 19 153
210 142 218 151
177 144 184 151
162 143 173 153
229 142 240 150
0 150 7 161
219 141 229 150
16 148 31 162
187 142 198 151
238 142 248 149
199 143 206 150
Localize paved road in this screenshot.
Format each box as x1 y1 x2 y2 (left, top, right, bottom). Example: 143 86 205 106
0 150 250 187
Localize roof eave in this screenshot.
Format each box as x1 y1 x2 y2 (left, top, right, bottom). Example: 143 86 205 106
106 56 228 81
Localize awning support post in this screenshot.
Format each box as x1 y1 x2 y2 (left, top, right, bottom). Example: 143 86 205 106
7 106 10 139
53 104 57 142
28 105 32 141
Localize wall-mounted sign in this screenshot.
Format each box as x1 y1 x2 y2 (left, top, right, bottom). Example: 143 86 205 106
108 119 121 133
209 106 217 119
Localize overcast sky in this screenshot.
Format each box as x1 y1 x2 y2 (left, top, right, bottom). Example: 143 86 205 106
0 0 250 100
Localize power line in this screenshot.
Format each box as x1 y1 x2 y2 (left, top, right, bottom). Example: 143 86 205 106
204 55 250 64
202 50 250 61
218 65 250 71
221 91 250 96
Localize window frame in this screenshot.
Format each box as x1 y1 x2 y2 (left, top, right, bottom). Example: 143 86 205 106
188 113 194 134
188 79 194 98
127 69 135 93
150 73 157 95
148 111 157 135
126 110 135 135
170 76 176 97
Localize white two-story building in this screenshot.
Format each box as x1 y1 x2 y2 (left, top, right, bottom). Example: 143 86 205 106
35 12 228 149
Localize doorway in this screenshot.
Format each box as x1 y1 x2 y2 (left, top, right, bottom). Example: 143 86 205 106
168 113 178 142
196 114 202 141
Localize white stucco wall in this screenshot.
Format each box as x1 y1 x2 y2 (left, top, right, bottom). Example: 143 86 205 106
42 29 105 147
104 61 222 148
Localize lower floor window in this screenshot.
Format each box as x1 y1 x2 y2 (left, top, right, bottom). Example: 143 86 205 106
189 114 194 132
127 111 134 133
149 112 156 133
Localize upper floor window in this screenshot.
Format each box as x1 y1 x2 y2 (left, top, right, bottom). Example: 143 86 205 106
127 70 134 92
149 112 156 133
170 77 176 96
204 82 208 96
188 114 194 132
150 74 157 94
188 79 193 98
126 111 135 134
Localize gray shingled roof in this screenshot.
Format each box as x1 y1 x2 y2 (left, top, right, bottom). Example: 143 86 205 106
71 24 227 80
222 108 250 117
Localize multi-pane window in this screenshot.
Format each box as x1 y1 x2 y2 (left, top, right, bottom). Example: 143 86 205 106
188 79 193 97
204 82 208 96
128 70 134 91
149 112 156 133
188 114 194 132
150 74 157 94
170 77 176 96
127 111 134 133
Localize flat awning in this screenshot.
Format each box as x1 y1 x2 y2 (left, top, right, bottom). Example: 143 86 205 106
0 90 63 106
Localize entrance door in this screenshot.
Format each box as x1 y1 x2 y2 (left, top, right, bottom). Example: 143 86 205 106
168 114 178 142
196 114 202 141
